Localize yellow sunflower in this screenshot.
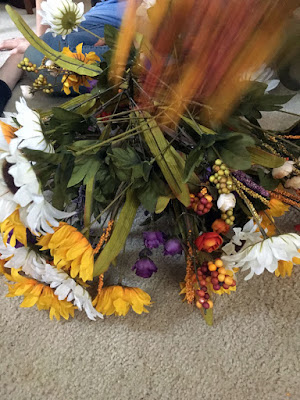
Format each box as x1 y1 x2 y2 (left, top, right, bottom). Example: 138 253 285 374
275 252 300 277
37 222 94 282
0 120 17 144
93 285 152 316
61 43 100 95
0 210 27 247
259 198 290 237
0 260 5 274
4 269 75 320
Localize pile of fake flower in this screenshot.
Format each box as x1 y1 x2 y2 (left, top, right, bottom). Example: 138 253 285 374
0 0 299 324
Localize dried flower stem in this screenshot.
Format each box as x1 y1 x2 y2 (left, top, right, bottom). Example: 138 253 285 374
93 220 114 254
185 240 195 304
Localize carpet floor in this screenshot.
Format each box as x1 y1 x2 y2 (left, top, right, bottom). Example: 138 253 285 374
0 3 300 400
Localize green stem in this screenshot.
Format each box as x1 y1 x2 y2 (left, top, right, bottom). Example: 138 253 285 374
83 176 95 238
78 24 104 41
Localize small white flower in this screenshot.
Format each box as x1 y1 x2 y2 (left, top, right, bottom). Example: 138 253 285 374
39 0 85 39
0 237 102 321
45 60 54 68
221 219 263 256
20 85 34 100
285 176 300 190
272 160 294 179
222 233 300 280
217 193 236 213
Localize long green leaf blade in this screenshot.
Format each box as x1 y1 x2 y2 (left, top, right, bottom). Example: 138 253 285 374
6 5 101 77
93 189 139 276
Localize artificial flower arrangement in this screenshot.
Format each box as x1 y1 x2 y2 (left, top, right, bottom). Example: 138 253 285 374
0 0 299 324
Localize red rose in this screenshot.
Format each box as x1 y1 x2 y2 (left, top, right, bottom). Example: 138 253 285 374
195 232 223 253
211 219 230 235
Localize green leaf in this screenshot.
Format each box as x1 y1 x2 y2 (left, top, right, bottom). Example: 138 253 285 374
104 24 119 49
5 5 101 77
183 145 204 183
52 155 74 209
247 147 284 168
181 116 216 136
93 189 140 276
215 132 255 170
22 148 64 165
138 112 190 207
202 308 213 326
52 107 84 123
110 146 141 169
135 173 170 212
67 158 100 187
258 169 280 191
68 140 100 154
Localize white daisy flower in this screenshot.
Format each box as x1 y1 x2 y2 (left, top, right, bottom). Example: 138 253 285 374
39 0 85 39
7 98 54 154
222 233 300 280
0 99 73 234
0 237 102 321
242 64 280 92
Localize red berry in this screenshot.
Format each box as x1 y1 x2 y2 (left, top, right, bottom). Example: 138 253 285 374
223 284 229 289
206 202 213 209
213 284 221 290
197 289 205 297
202 286 207 292
204 293 210 299
200 197 208 205
197 204 204 211
211 271 218 278
199 297 205 304
231 280 236 287
200 279 206 286
203 302 210 309
211 277 219 285
197 269 203 276
201 265 208 273
203 208 209 213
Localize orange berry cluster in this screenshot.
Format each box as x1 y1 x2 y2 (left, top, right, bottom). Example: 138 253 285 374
193 259 236 309
189 191 213 216
207 259 236 291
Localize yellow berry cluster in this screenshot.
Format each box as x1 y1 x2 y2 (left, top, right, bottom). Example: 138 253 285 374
33 75 54 94
220 208 235 226
209 159 235 195
17 57 38 73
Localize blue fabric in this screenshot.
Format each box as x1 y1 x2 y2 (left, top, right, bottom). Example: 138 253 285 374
41 0 127 56
24 0 127 94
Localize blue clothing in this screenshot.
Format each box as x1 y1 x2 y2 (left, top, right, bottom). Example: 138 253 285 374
42 0 127 56
24 0 127 94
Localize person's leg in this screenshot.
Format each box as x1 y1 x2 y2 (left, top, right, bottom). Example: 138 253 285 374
0 53 24 115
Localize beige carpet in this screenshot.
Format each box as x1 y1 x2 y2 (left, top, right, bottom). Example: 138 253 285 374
1 3 300 400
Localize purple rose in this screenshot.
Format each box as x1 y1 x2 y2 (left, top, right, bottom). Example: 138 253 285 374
164 238 182 256
143 231 165 249
132 257 158 278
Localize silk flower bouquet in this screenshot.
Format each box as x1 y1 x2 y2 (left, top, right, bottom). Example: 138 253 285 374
0 0 300 324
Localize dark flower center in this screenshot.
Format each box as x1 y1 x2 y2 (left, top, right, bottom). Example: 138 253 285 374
2 161 18 194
